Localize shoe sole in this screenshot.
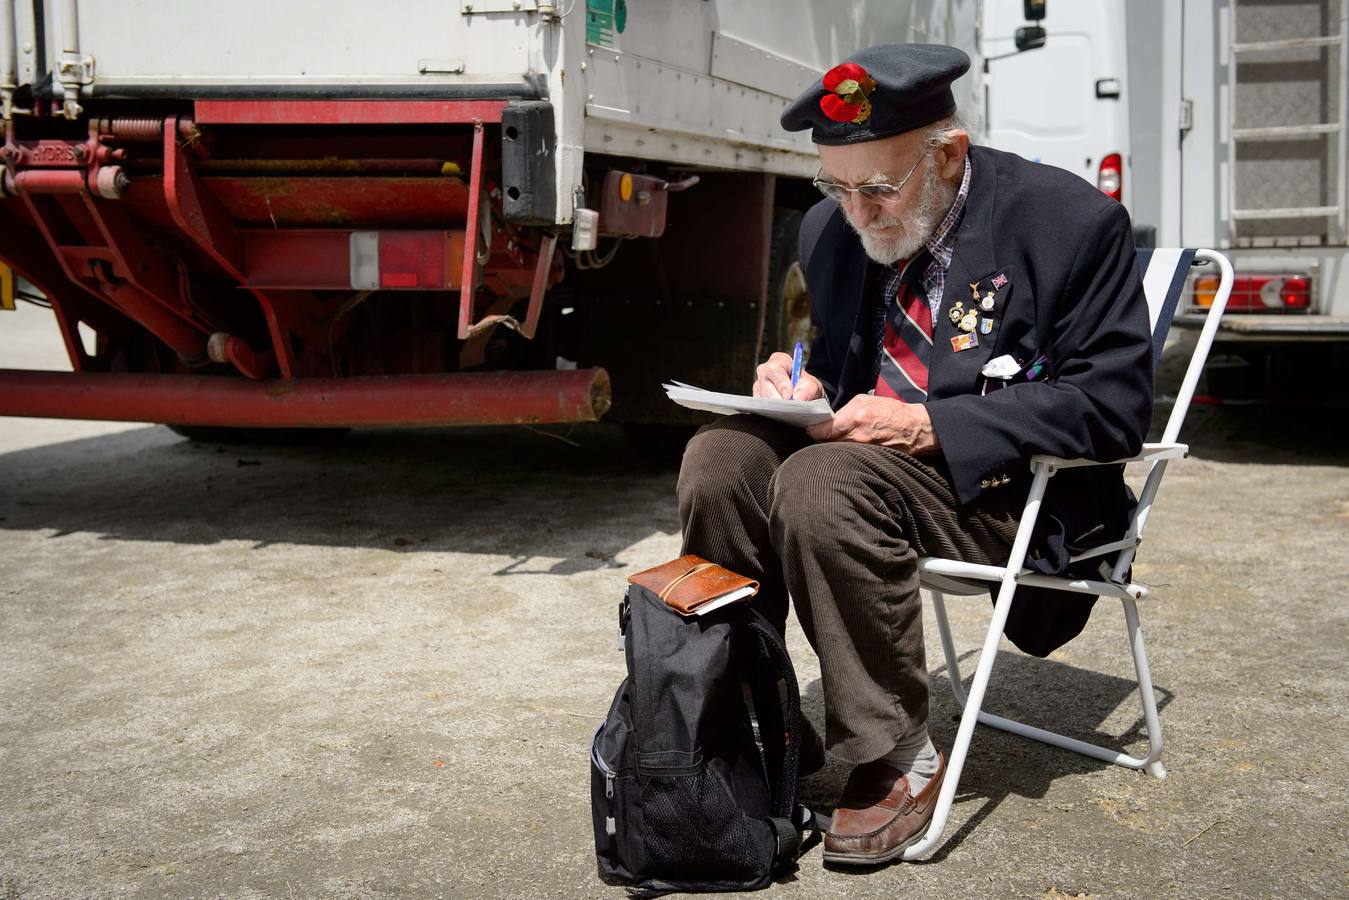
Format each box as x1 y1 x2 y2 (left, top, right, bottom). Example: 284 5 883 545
820 816 933 868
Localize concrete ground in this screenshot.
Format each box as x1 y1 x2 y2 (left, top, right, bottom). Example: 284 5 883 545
1 301 1346 899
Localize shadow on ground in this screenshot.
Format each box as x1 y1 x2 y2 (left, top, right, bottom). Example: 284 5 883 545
796 649 1173 865
0 423 684 570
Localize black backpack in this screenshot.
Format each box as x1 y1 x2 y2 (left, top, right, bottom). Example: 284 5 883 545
589 570 811 894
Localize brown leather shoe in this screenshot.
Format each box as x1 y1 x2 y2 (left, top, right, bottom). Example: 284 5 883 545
822 752 946 866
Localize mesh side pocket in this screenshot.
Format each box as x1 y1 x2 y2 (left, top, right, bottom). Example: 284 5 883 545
638 763 776 888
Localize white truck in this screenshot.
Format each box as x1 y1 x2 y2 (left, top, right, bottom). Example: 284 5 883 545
4 0 1066 443
982 0 1134 218
1125 0 1349 397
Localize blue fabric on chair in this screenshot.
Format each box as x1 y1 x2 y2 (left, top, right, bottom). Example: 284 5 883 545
1136 248 1197 371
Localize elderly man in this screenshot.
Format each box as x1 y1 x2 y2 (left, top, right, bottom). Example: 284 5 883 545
676 44 1153 866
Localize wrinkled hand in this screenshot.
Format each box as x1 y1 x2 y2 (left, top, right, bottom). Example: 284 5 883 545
806 394 940 454
753 352 823 401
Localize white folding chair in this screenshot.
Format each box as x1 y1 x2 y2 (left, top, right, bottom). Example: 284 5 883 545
903 248 1234 860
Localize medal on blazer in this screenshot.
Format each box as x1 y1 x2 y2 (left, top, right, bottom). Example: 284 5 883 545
948 301 967 325
951 332 979 352
979 317 994 335
980 291 995 311
959 311 979 333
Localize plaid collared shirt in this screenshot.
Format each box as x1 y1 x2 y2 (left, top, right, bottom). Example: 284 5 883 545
873 154 973 376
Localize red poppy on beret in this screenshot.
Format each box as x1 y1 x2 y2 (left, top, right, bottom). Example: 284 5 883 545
820 62 876 124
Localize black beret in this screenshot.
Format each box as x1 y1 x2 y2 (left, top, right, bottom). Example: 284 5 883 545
780 43 970 145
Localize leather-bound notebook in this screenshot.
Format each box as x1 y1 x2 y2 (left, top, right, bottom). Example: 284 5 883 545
627 555 760 617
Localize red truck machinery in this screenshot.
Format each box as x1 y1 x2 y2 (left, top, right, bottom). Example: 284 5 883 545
0 2 993 443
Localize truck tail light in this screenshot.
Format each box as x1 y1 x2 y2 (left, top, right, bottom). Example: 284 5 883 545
1192 274 1311 311
348 231 462 290
1098 153 1123 202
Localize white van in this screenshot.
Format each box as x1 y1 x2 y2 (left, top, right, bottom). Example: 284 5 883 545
981 0 1135 219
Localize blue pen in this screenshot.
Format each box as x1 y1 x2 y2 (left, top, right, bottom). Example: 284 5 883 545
790 342 804 397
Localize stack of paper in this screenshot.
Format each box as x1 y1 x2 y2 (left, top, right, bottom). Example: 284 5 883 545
663 381 834 427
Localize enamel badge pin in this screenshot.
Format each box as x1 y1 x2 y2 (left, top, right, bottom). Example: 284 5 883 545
951 332 979 352
992 272 1009 290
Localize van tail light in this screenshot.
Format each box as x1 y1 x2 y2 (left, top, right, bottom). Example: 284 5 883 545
1098 153 1123 202
1193 274 1311 311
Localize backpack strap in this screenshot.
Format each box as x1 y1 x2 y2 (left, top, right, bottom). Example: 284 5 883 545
768 815 802 866
744 610 838 870
743 610 802 817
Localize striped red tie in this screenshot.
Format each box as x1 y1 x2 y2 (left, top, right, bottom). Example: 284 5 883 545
875 258 932 403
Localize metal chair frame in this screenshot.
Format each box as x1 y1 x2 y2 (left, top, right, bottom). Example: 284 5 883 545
902 248 1235 860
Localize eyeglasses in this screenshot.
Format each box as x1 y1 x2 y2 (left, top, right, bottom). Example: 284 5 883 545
812 152 927 204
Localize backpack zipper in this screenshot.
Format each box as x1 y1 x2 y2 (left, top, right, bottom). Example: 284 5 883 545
590 720 617 799
741 682 768 780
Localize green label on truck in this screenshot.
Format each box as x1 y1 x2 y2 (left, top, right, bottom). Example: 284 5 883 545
587 0 625 47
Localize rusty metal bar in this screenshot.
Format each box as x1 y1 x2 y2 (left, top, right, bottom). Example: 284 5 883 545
456 119 486 340
193 99 508 126
192 158 456 176
0 368 612 427
11 170 86 192
520 233 558 339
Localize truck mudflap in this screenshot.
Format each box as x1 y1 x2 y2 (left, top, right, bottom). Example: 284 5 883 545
0 100 565 420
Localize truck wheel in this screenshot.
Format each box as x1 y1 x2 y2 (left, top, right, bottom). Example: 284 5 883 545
166 425 351 445
762 209 813 360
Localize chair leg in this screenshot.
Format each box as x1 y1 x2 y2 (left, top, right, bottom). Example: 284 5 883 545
903 573 1026 859
1123 595 1167 779
928 590 1167 776
903 464 1052 860
930 590 967 704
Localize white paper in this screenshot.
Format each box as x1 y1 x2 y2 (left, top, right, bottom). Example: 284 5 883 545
981 354 1021 380
693 585 758 617
663 382 834 428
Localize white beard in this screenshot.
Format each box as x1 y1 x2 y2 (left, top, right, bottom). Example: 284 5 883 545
846 164 959 266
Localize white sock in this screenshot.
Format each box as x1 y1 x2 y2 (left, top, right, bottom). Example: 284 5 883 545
881 727 940 796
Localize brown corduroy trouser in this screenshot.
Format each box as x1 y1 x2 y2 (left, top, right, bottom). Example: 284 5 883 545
677 414 1025 766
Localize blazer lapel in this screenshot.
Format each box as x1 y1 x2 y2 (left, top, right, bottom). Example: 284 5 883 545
828 228 873 406
929 149 1003 399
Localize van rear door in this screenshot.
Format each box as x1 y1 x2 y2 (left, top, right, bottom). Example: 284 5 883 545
982 0 1132 208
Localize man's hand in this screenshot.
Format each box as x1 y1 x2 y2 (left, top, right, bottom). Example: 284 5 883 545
753 352 824 401
806 394 940 455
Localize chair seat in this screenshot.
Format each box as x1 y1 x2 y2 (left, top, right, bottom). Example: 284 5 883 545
916 556 1150 601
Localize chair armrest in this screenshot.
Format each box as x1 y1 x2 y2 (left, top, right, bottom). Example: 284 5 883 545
1030 442 1189 472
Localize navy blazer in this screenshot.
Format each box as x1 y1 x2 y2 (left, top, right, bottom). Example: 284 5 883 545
799 144 1153 655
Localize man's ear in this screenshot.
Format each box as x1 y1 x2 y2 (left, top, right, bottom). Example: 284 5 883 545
935 131 970 180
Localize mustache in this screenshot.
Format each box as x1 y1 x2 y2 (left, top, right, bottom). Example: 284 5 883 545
863 215 904 231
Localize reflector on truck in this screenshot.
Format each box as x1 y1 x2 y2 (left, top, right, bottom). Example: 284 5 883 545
0 263 13 311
